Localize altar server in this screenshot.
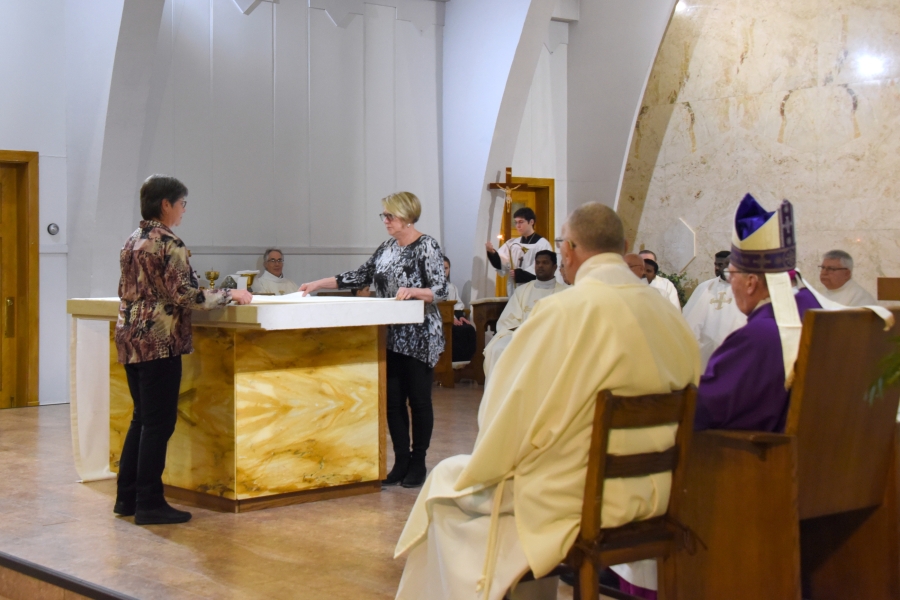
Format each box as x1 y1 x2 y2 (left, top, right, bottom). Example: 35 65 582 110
818 249 877 306
485 207 553 297
482 250 567 378
115 175 251 526
253 249 298 295
681 251 747 370
640 250 680 308
394 203 699 600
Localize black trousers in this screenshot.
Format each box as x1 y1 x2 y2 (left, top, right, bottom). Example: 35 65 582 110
117 355 182 510
386 351 433 460
452 324 476 362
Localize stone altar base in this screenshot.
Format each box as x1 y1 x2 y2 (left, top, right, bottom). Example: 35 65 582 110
109 324 386 512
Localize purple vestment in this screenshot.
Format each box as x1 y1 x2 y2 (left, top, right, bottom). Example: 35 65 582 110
694 288 822 432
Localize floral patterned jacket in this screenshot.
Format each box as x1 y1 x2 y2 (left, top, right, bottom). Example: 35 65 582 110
115 220 231 364
336 235 447 368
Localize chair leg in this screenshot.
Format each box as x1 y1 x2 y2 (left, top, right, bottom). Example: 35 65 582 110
577 560 599 600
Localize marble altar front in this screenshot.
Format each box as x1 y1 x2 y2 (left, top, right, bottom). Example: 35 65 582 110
69 296 423 512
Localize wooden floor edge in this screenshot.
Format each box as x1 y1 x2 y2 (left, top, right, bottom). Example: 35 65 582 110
0 549 136 600
164 480 383 514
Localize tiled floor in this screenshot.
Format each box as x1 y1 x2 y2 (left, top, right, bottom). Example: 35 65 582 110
0 386 584 599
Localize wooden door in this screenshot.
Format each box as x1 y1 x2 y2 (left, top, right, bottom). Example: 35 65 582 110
0 165 18 408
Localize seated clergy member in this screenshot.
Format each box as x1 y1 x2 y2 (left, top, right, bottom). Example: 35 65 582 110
393 203 700 600
485 207 553 297
624 253 648 280
639 250 680 308
681 250 747 370
442 256 476 362
694 195 822 432
818 249 877 306
254 249 298 295
482 250 567 377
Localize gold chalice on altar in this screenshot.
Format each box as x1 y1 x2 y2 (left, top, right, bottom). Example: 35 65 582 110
205 270 220 289
244 273 257 288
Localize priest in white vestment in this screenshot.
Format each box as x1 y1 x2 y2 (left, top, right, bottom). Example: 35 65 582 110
640 251 680 308
394 203 701 600
253 249 298 295
818 249 877 307
682 251 747 370
482 250 567 378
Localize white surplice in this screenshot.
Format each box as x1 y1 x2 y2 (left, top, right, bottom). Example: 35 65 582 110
493 235 553 297
820 278 877 307
445 282 465 312
482 279 568 378
649 275 680 309
394 253 701 600
253 270 299 295
681 277 747 370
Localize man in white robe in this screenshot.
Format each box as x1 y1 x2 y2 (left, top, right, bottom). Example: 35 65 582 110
682 250 747 370
394 203 701 600
640 250 680 308
482 250 567 378
253 249 298 295
486 207 553 297
818 249 877 306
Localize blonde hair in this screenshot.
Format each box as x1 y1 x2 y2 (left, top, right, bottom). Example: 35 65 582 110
382 192 422 224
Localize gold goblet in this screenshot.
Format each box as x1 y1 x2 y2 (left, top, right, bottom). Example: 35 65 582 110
205 270 220 289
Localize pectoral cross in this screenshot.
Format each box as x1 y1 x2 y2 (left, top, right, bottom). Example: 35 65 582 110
710 292 732 310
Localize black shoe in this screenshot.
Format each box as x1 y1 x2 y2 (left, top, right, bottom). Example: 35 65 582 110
401 459 427 488
134 504 192 525
382 456 410 486
113 499 135 517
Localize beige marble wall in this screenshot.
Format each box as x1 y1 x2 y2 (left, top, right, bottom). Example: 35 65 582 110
620 0 900 296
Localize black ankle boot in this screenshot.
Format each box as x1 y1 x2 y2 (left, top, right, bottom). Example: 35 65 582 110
113 498 135 517
134 503 191 525
401 455 427 488
383 453 410 486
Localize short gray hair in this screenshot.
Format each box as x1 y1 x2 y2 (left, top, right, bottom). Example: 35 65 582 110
565 203 625 254
823 249 853 270
264 248 283 261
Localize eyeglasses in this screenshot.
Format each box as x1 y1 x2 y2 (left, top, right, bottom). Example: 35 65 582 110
554 237 577 250
722 269 745 282
819 266 848 273
266 258 284 264
378 213 396 222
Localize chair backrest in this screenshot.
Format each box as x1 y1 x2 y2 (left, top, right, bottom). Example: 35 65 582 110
580 386 697 544
787 308 900 519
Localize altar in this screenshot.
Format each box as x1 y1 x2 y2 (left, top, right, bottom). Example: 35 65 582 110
67 296 423 512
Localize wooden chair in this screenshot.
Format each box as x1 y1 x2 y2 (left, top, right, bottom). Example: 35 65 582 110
518 385 698 600
434 300 456 388
674 308 900 599
453 297 508 385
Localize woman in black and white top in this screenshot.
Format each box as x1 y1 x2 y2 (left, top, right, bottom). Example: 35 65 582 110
300 192 447 488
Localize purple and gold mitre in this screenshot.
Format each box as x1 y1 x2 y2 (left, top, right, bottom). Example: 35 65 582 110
729 193 796 273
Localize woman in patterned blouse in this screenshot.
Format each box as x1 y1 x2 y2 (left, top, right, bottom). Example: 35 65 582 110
300 192 447 488
114 175 252 525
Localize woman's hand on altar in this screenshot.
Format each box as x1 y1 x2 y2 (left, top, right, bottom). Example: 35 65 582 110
230 290 253 305
299 277 338 297
396 287 432 302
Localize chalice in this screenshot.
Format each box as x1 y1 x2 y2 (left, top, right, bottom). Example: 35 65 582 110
205 270 220 289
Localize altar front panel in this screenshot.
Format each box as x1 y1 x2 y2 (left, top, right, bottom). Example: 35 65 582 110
233 326 381 499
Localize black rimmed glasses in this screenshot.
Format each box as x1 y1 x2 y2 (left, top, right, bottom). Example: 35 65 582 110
266 258 284 264
554 237 576 250
378 213 397 222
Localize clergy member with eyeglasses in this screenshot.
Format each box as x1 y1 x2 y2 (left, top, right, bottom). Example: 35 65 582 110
299 192 447 489
254 249 298 295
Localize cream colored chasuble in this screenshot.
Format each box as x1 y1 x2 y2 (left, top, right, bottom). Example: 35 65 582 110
254 270 299 295
394 254 700 600
482 279 568 378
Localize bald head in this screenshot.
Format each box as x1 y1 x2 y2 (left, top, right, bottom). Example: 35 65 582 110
565 203 626 254
624 253 645 278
